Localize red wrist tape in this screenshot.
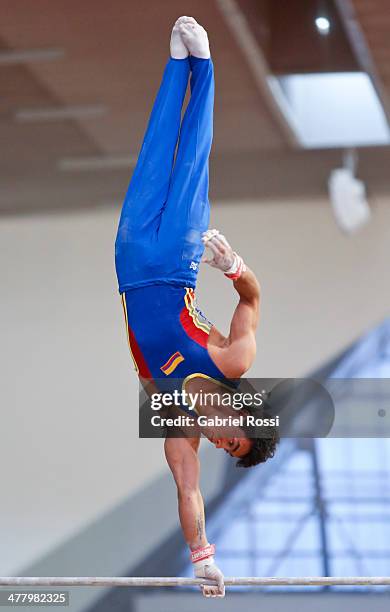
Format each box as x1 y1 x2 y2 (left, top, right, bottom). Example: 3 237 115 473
190 543 216 563
224 256 246 281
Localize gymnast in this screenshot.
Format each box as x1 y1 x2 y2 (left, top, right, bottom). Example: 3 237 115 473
115 17 277 597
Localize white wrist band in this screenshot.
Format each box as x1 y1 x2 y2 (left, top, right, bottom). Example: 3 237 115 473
224 253 246 280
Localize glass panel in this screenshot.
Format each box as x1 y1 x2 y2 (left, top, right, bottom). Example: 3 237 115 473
180 325 390 589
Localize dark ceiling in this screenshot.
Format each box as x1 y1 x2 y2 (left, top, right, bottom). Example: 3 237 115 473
1 0 389 215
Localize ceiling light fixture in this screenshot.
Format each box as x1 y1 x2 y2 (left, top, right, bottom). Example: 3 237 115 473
315 16 331 35
328 149 371 234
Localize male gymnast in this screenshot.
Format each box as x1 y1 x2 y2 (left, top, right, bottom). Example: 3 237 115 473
115 17 277 597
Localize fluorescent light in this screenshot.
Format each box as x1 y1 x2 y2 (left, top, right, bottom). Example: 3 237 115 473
0 48 65 65
15 105 108 122
315 16 331 35
58 156 137 172
277 72 390 148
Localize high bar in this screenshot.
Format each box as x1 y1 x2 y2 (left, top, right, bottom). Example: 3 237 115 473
0 577 390 587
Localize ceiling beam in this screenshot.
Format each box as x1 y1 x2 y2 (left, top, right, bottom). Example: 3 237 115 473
215 0 301 149
335 0 390 125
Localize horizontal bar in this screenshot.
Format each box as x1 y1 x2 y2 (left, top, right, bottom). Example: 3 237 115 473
0 577 389 588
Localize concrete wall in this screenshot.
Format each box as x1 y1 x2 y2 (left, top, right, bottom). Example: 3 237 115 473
1 196 389 575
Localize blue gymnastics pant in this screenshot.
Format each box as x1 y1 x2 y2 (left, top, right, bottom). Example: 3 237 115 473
115 56 215 293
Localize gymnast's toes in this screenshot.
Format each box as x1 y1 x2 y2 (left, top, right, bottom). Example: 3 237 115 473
179 22 210 59
170 20 189 59
175 16 197 27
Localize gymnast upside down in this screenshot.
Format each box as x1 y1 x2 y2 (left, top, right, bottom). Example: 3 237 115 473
115 17 277 597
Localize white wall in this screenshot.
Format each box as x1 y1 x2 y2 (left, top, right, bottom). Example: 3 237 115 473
204 197 390 376
0 196 389 574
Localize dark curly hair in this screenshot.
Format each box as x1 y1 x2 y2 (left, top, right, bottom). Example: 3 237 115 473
236 403 280 468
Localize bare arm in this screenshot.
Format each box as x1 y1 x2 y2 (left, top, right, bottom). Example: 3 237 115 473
164 437 208 550
220 267 260 375
229 265 260 340
202 229 260 374
164 436 225 597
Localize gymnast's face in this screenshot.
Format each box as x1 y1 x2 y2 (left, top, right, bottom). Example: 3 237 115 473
210 436 253 457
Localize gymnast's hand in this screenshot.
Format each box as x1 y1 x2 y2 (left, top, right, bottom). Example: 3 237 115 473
202 229 246 280
194 558 225 598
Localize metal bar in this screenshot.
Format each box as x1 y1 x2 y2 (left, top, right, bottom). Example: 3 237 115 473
0 577 390 587
244 514 390 522
264 508 316 576
310 440 331 577
329 515 368 575
217 550 390 559
257 497 390 503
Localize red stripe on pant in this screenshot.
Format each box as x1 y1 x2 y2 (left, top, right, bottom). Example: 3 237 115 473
127 324 152 379
179 306 209 349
